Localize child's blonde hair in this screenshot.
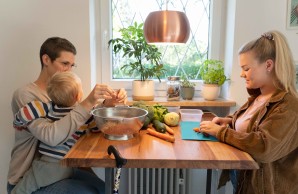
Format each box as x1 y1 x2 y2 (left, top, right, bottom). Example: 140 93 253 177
47 71 82 107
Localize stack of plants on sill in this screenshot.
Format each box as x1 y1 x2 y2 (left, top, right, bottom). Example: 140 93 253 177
108 22 165 101
180 75 196 100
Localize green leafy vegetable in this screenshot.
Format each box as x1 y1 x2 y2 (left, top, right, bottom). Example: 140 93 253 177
132 101 154 120
152 104 169 122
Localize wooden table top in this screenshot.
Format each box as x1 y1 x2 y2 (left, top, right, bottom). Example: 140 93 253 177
62 113 258 170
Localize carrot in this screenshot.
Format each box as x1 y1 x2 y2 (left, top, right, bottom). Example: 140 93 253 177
193 127 210 137
147 128 175 143
164 124 174 135
193 127 200 132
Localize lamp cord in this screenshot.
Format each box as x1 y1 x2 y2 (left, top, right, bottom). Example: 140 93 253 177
166 0 168 10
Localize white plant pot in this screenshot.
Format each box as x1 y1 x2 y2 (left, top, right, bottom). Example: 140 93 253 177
132 80 154 101
202 84 220 101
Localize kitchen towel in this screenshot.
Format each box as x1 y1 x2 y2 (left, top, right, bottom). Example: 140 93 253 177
180 121 217 141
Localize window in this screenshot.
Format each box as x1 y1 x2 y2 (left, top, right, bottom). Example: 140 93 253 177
92 0 225 91
111 0 210 80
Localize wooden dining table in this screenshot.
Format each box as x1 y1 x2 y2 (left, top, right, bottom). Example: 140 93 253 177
62 112 259 194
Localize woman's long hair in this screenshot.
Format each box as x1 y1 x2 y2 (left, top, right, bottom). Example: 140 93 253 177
238 30 297 97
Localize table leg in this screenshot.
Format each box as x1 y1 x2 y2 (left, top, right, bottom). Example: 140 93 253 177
206 169 212 194
105 168 113 194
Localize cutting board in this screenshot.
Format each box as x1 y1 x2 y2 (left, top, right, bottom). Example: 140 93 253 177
180 121 217 141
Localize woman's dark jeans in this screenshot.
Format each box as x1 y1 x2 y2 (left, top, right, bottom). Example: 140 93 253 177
230 169 239 194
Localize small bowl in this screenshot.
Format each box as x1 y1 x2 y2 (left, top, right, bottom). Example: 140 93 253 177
91 107 148 140
180 109 203 122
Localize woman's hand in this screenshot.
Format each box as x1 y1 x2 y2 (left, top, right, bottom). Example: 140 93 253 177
199 121 225 137
212 117 232 126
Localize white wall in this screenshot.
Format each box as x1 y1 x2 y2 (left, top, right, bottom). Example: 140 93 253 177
0 0 297 193
0 0 90 192
223 0 298 112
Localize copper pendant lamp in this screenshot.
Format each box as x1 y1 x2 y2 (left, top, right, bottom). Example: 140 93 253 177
144 10 190 44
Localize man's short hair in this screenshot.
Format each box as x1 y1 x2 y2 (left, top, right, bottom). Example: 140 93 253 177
39 37 77 68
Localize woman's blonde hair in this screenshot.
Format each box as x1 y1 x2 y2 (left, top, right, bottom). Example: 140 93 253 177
47 71 82 107
238 30 297 97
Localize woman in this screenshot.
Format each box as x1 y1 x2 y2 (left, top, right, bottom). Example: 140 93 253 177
7 37 127 194
200 31 298 194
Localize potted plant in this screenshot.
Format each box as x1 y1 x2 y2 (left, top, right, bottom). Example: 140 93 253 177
199 59 228 100
108 22 165 101
180 75 196 100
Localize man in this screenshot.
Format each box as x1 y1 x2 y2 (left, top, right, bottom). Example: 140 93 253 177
8 37 127 194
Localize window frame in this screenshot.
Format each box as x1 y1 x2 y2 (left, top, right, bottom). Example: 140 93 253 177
90 0 226 95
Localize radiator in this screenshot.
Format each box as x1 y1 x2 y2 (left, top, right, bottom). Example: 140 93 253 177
127 168 191 194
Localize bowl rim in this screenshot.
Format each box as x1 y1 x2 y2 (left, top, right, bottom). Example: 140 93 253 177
90 106 148 119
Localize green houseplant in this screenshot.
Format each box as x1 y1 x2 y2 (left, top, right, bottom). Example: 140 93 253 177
199 59 228 100
180 75 196 100
108 22 165 100
199 59 227 85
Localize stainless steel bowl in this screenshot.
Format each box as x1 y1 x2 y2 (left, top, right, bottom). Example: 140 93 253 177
91 107 148 140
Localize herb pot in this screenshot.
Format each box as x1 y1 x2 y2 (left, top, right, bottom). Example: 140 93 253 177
181 87 195 100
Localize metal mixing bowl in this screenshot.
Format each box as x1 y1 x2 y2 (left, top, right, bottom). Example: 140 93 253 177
91 107 148 140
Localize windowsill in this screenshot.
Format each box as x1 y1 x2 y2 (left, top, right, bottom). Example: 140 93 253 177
127 97 236 107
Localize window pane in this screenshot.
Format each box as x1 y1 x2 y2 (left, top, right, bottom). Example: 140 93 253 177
111 0 210 80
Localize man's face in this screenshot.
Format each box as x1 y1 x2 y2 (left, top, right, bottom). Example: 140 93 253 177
43 51 76 78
